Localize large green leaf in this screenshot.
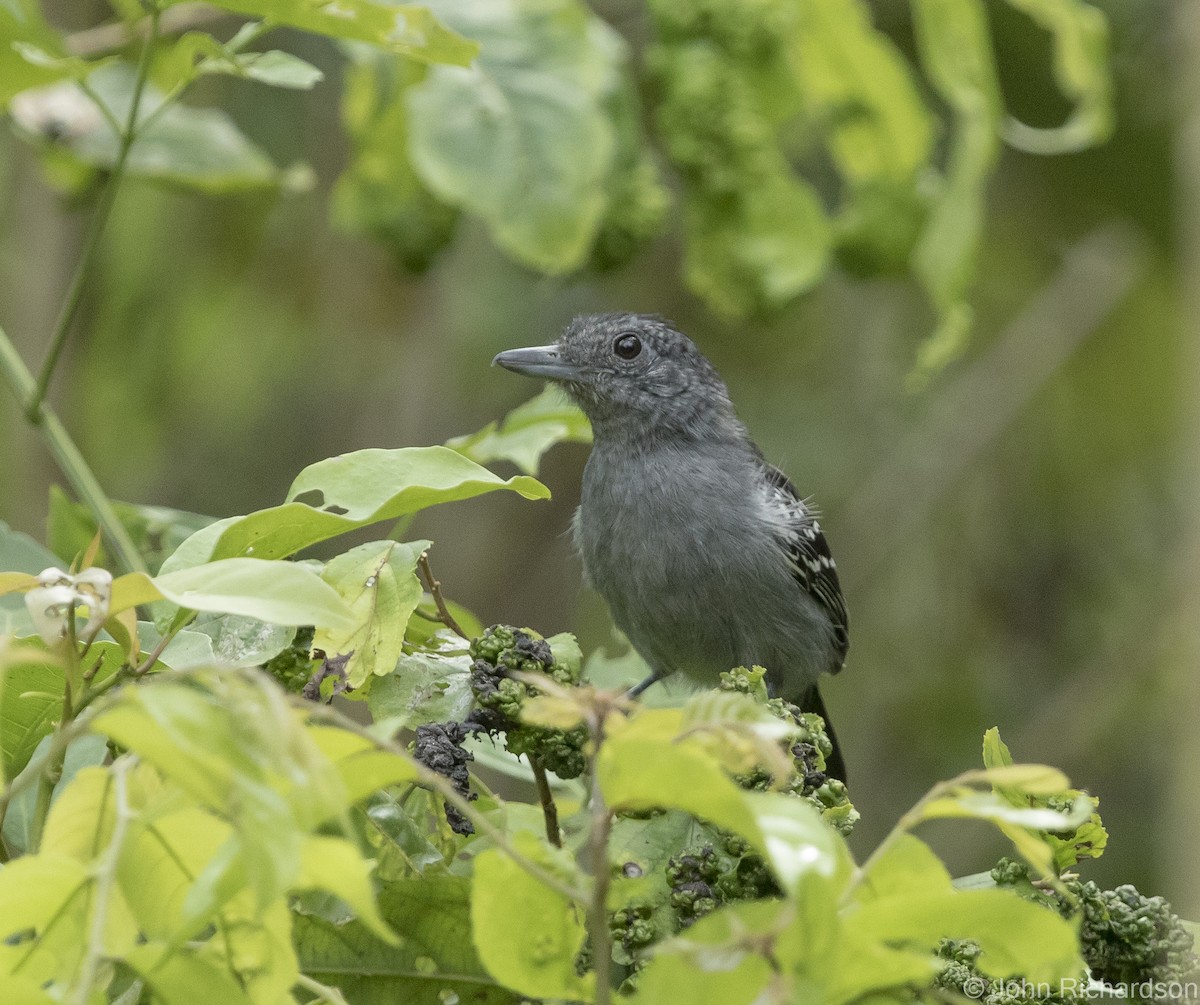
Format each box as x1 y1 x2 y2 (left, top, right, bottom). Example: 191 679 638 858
0 639 124 783
406 0 628 272
332 52 460 271
160 446 548 570
14 64 305 194
793 1 933 184
471 840 593 1002
313 540 428 688
846 886 1083 982
0 0 71 105
157 0 476 65
366 649 475 726
791 0 934 272
626 900 791 1005
598 708 849 895
0 854 94 985
447 386 591 475
110 558 357 631
125 943 256 1005
295 876 521 1004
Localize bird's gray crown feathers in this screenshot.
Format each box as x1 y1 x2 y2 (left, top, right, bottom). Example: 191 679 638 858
497 313 742 442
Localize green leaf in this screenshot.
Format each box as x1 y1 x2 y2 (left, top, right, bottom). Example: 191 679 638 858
332 51 460 271
0 854 93 984
0 0 72 106
626 900 786 1005
1002 0 1112 154
47 488 215 576
183 611 294 667
25 63 305 194
909 0 1003 385
366 649 475 726
158 0 477 66
0 520 58 635
847 886 1083 982
599 708 848 894
296 835 398 944
313 540 428 688
471 839 592 1001
793 1 934 184
40 764 117 862
91 672 354 927
0 639 124 782
109 558 357 631
919 789 1092 830
791 1 934 273
361 790 445 879
447 386 592 475
125 943 256 1005
854 833 953 904
0 975 57 1005
684 173 831 318
162 446 548 570
1 734 109 856
407 0 628 273
307 725 421 805
295 876 520 1004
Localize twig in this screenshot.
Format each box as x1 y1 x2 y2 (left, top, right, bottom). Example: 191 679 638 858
65 3 224 58
28 9 161 418
0 327 145 574
529 755 562 848
417 552 468 639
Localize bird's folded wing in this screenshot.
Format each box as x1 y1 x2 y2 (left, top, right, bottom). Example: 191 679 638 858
761 462 850 671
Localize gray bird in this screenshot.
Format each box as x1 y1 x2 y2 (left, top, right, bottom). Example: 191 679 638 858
493 313 849 779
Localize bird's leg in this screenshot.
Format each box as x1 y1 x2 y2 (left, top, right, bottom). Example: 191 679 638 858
626 672 662 699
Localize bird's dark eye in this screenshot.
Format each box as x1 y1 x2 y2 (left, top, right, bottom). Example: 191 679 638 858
613 333 642 360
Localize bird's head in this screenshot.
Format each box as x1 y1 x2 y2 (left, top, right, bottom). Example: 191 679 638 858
493 313 739 441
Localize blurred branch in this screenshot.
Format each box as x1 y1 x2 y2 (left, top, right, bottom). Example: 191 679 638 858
65 4 225 58
839 222 1146 590
0 326 146 574
30 12 161 419
1164 0 1200 918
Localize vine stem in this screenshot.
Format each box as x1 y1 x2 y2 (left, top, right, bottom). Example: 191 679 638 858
29 10 161 419
0 327 146 574
529 755 562 848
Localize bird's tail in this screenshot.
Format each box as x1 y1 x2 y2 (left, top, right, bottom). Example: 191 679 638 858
800 686 847 784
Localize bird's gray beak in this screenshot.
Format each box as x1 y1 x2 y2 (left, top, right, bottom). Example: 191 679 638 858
492 345 583 382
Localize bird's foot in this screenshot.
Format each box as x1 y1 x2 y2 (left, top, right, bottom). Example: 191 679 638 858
625 672 662 699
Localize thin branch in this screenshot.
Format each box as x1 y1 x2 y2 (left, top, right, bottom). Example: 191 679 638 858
65 3 224 58
29 9 162 418
418 552 468 639
0 324 146 574
529 755 562 848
